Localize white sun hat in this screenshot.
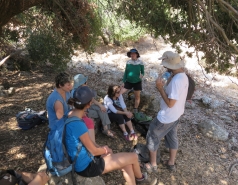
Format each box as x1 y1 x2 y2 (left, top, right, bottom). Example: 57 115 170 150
159 51 185 70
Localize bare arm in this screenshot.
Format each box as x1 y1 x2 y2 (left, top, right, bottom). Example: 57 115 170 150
156 78 176 108
80 132 112 156
54 100 64 120
88 129 100 147
92 98 106 112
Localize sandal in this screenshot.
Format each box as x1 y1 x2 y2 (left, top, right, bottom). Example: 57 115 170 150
140 162 157 174
162 160 176 172
102 129 115 138
129 133 138 141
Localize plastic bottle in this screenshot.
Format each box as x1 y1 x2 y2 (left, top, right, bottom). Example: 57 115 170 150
161 72 171 84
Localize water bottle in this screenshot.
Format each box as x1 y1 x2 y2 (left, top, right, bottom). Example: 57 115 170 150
161 72 171 84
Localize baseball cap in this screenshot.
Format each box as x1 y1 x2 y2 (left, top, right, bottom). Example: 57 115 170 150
73 86 95 104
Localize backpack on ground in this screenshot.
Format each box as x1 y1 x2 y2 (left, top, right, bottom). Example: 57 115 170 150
133 143 160 163
0 169 26 185
16 108 48 130
186 74 195 101
132 112 152 137
43 116 83 179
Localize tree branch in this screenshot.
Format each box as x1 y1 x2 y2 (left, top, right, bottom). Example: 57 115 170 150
0 49 25 67
196 0 238 54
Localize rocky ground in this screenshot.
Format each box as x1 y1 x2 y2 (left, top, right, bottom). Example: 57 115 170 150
1 36 238 185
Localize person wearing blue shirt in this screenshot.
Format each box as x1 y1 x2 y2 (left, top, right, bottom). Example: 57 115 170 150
46 72 73 130
65 86 157 185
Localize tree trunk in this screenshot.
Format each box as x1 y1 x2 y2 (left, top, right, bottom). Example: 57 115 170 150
0 0 44 29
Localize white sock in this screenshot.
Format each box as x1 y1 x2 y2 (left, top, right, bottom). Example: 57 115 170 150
130 130 135 134
124 132 128 136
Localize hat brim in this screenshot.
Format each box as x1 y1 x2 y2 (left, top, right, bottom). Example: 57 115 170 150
127 52 140 58
73 76 88 89
161 59 185 70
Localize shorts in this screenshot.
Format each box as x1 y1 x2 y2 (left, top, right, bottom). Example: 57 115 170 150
76 157 105 177
146 118 179 151
124 81 142 91
82 116 94 129
108 112 130 125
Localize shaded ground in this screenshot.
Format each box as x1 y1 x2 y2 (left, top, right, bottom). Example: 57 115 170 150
1 37 238 184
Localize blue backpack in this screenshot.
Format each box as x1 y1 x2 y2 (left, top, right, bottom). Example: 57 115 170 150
43 116 83 179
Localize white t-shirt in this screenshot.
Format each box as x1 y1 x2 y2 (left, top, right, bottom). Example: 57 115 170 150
157 73 188 124
104 95 126 113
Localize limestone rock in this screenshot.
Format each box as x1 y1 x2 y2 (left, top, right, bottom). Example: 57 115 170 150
185 101 195 109
198 120 229 141
202 96 212 106
201 96 224 109
38 164 105 185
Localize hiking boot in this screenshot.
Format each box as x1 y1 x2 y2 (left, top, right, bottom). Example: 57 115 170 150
136 172 157 185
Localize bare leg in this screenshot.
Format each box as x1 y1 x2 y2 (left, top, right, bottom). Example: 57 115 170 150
20 172 36 184
121 164 136 185
134 91 141 109
147 150 157 167
168 149 177 165
102 153 142 180
125 121 134 132
119 124 127 133
28 172 49 185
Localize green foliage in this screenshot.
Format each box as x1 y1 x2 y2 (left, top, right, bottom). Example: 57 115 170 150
92 0 145 44
26 31 74 70
116 0 238 75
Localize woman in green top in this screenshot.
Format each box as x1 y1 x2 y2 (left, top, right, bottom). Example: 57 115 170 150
121 49 144 113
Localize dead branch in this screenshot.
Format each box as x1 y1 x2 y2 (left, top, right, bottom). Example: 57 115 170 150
0 49 25 67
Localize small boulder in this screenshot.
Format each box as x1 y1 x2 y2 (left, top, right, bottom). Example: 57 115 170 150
202 96 212 106
185 101 195 109
198 120 229 141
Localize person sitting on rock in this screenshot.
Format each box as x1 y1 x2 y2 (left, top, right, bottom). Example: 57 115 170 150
144 51 188 173
104 85 137 141
46 72 72 129
71 74 115 138
65 86 157 185
121 49 144 113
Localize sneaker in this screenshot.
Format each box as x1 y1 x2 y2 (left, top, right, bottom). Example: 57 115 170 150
136 172 157 185
124 134 130 141
129 133 138 141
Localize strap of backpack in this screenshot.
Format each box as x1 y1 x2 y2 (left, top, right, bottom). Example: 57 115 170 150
71 142 83 185
108 96 123 111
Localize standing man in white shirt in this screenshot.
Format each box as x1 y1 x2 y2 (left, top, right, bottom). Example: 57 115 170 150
144 51 188 173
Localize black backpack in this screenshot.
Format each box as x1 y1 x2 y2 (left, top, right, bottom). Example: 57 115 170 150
133 143 160 163
16 108 48 130
186 74 195 100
